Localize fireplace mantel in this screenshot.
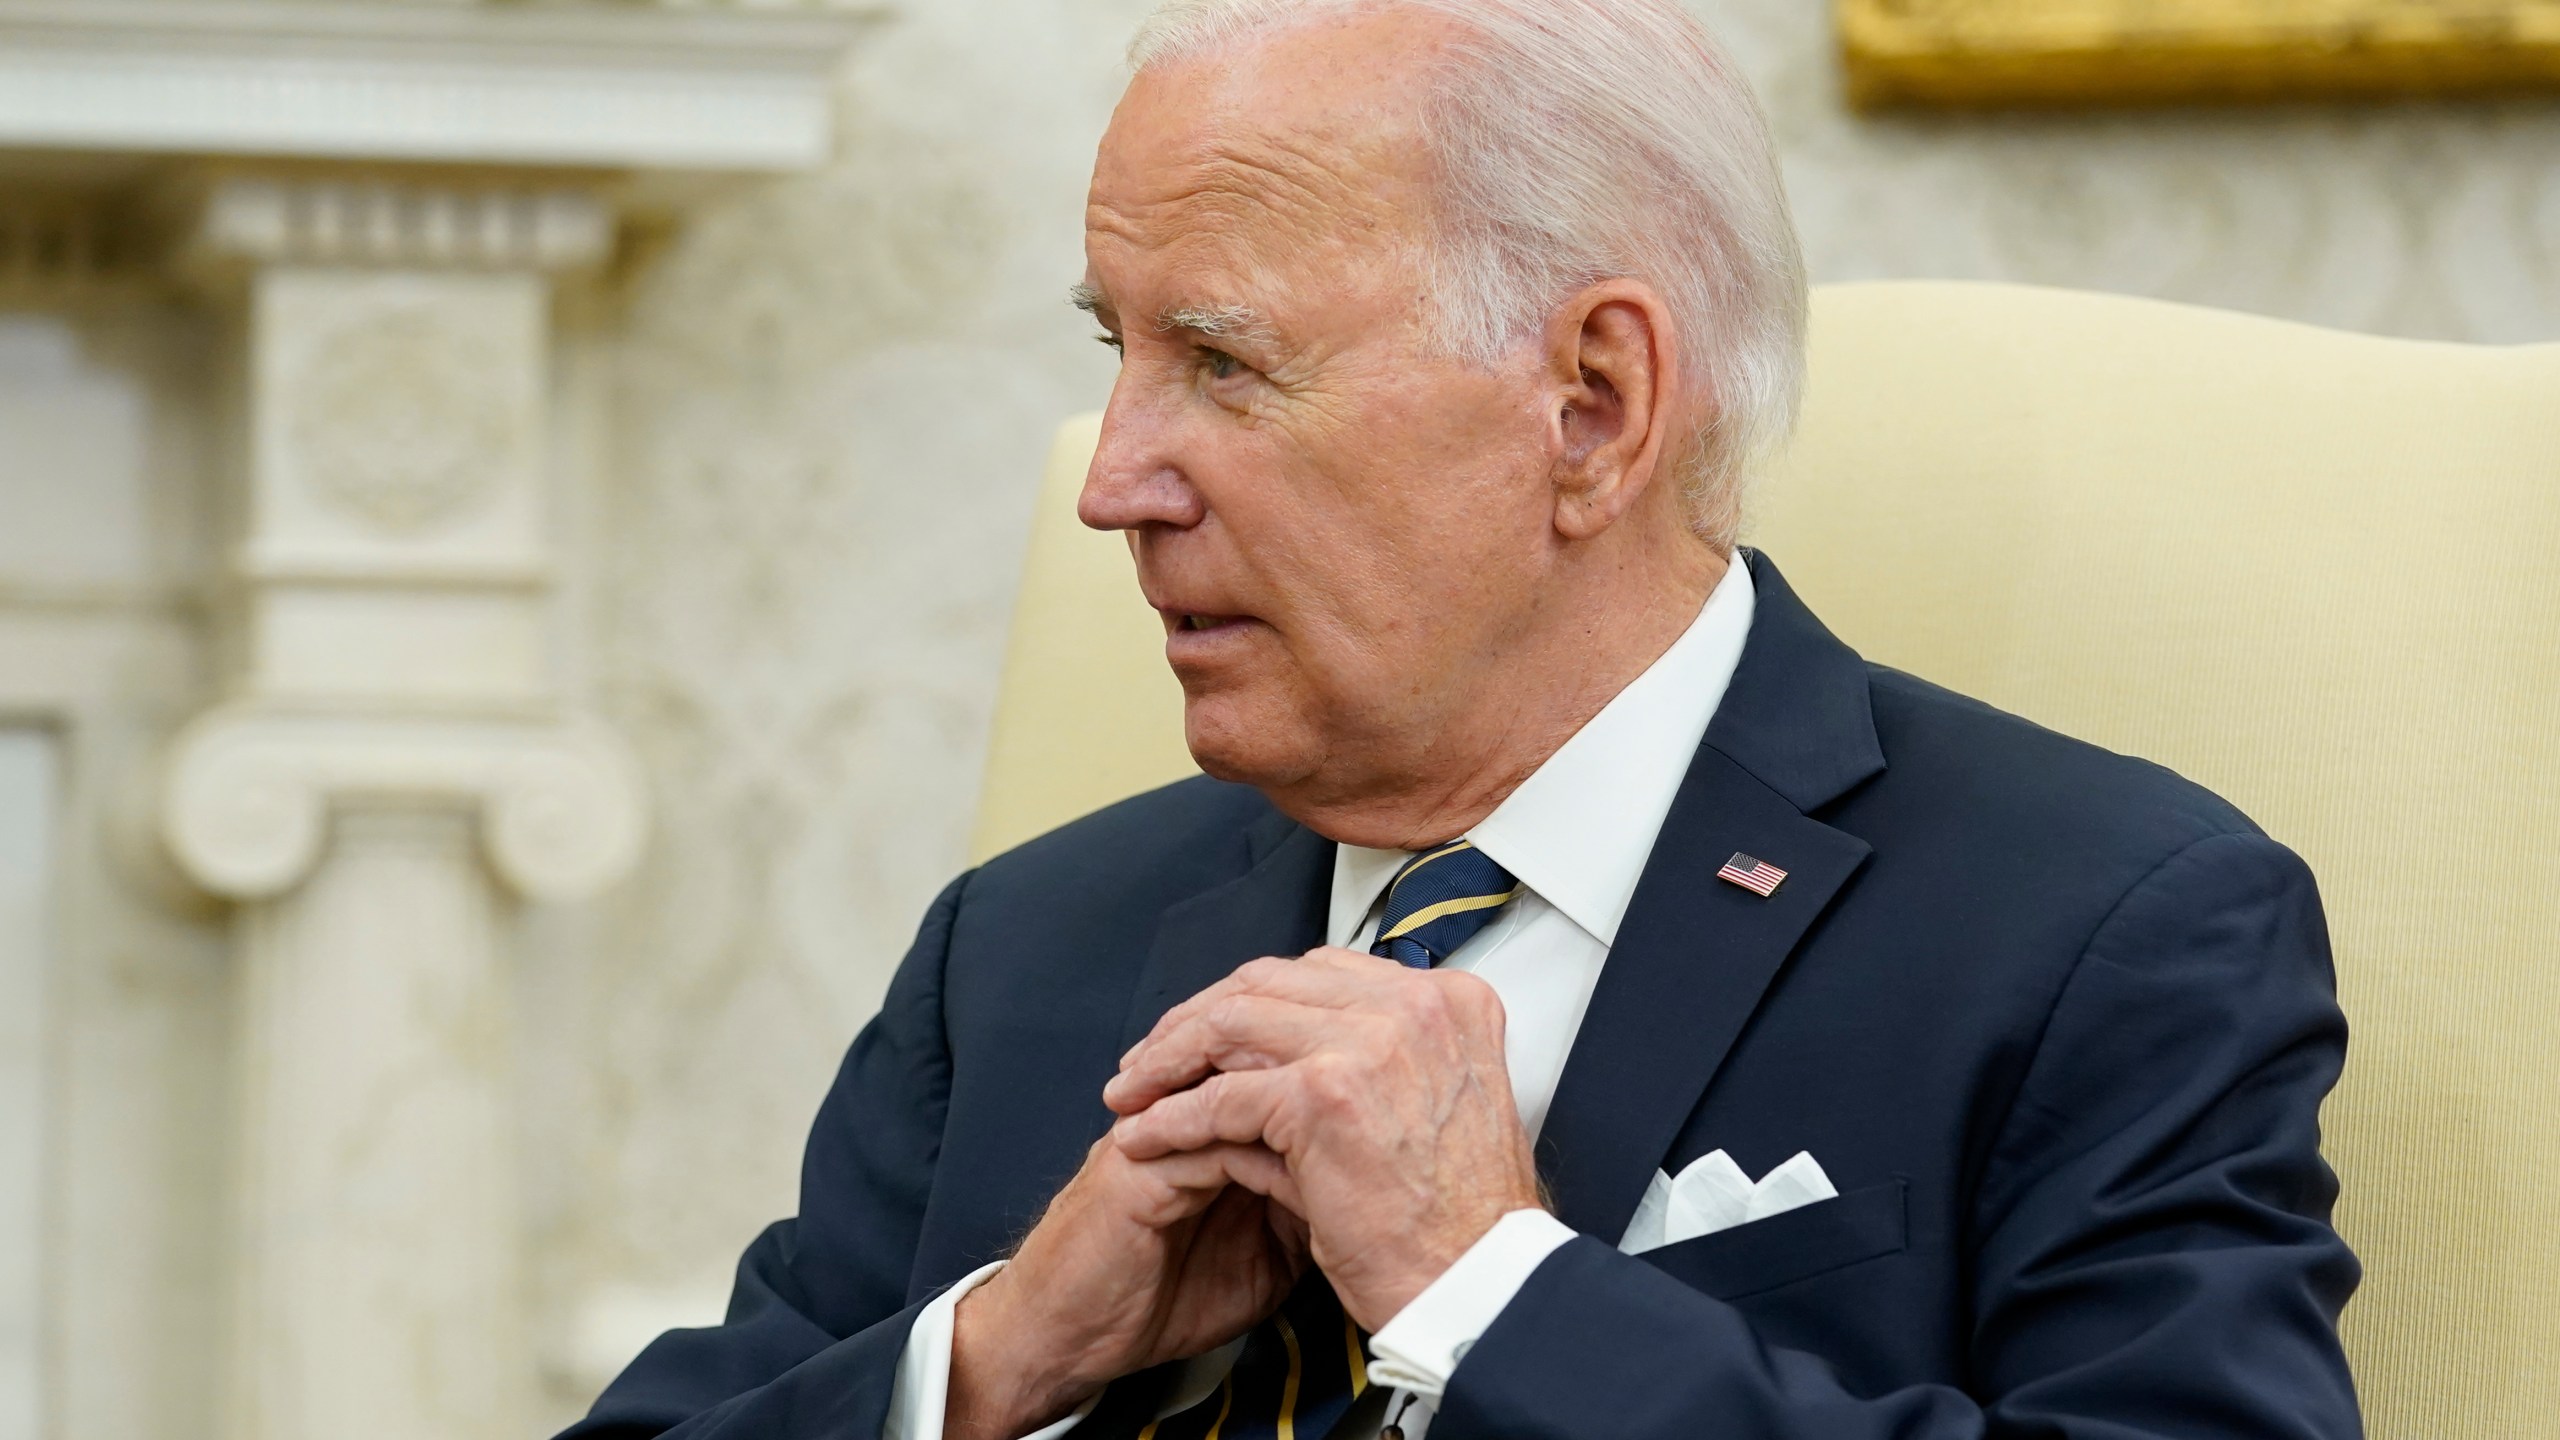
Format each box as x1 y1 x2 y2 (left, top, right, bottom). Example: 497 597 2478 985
0 0 873 173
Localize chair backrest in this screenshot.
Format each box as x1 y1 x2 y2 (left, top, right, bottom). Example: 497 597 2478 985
974 281 2560 1435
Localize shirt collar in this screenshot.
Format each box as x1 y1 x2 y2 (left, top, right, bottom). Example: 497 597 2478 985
1327 554 1759 949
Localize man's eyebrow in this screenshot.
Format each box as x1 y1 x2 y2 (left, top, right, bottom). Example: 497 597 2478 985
1071 283 1274 347
1155 302 1273 346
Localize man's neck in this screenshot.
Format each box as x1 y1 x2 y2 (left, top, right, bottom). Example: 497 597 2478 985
1278 544 1729 851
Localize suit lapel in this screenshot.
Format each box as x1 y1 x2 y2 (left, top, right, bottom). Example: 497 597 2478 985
1535 750 1870 1241
1536 552 1886 1244
1120 813 1334 1051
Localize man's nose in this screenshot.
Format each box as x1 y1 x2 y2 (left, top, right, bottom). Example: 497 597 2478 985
1078 399 1207 533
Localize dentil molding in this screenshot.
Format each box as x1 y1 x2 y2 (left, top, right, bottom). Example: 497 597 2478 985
194 176 614 275
0 0 879 172
161 706 648 902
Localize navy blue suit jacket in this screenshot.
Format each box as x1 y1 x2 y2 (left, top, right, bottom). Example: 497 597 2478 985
563 552 2361 1439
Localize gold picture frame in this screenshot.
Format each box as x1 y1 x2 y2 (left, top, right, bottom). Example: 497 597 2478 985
1838 0 2560 109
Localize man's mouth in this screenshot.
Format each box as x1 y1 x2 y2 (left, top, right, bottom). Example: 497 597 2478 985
1177 613 1244 632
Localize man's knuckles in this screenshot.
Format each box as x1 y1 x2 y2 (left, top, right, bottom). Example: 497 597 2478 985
1295 1050 1369 1115
1232 955 1298 992
1203 993 1268 1051
1435 968 1509 1035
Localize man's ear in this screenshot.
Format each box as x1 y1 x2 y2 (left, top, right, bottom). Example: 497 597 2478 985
1543 280 1679 541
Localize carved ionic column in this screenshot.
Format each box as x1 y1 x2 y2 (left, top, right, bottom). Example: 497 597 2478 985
159 174 645 1440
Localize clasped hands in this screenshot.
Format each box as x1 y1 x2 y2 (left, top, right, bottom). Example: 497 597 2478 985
946 947 1544 1437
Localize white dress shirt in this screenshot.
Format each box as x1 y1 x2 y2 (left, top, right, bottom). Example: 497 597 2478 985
885 556 1758 1440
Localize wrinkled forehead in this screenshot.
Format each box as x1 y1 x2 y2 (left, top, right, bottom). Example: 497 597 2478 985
1086 14 1450 296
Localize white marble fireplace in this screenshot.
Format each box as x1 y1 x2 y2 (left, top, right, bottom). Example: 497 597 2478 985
0 3 868 1435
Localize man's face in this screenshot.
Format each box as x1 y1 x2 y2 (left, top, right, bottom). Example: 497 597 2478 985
1079 13 1558 811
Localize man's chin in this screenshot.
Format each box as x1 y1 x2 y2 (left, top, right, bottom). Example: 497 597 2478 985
1180 694 1317 793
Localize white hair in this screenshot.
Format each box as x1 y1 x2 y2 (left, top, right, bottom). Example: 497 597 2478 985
1128 0 1806 548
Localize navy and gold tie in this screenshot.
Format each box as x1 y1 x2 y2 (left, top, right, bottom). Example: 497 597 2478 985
1133 840 1520 1440
1368 840 1523 969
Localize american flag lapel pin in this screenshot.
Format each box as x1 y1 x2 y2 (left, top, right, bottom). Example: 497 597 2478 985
1716 851 1788 897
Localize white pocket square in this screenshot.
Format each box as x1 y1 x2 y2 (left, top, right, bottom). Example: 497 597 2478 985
1617 1149 1838 1255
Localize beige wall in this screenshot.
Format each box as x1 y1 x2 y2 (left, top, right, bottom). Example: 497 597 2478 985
526 0 2560 1419
1729 9 2560 345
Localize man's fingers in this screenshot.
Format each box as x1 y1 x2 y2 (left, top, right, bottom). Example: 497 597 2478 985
1113 1067 1292 1161
1125 951 1402 1063
1104 994 1348 1114
1125 1140 1303 1216
1292 944 1400 974
1110 948 1419 1113
1109 1141 1239 1227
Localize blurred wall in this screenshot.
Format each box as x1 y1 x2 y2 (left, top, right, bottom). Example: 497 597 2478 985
523 0 2560 1419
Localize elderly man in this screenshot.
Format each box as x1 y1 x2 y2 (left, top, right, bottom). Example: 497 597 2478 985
565 0 2361 1437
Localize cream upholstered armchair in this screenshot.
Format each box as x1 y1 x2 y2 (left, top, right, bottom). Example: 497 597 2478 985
972 282 2560 1436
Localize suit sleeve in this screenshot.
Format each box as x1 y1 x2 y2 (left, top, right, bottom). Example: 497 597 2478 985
1433 831 2364 1440
554 872 972 1440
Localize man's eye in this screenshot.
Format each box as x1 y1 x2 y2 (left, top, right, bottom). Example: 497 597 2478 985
1202 348 1245 381
1095 332 1124 356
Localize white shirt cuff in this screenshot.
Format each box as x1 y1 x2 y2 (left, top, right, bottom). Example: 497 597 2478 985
1366 1208 1576 1401
883 1259 1102 1440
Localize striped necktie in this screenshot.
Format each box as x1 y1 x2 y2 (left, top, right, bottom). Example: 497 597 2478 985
1368 840 1522 969
1132 840 1520 1440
